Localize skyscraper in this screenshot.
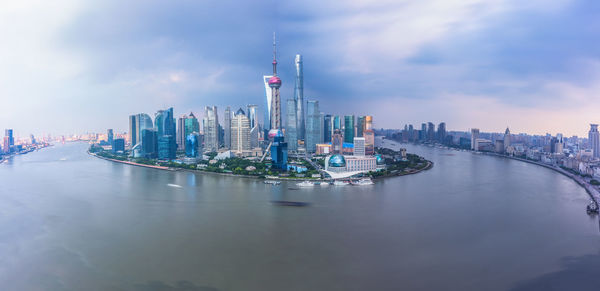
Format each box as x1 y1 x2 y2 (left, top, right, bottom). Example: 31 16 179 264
437 122 446 143
286 99 298 151
107 129 114 146
141 128 158 159
203 106 219 152
306 100 321 153
246 104 258 129
3 129 13 153
177 115 188 150
263 75 273 134
134 113 153 148
333 116 341 130
471 128 480 150
427 122 435 141
365 116 373 130
332 129 343 154
294 54 305 141
589 124 599 158
231 108 251 155
323 114 332 143
504 127 511 152
354 137 366 156
129 115 137 146
155 108 176 160
185 132 200 158
344 115 355 143
178 112 200 151
420 123 427 141
224 106 232 149
356 116 365 138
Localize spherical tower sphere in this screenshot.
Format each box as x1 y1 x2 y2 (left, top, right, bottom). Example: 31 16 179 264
268 76 281 88
268 129 283 139
328 155 346 168
375 154 384 165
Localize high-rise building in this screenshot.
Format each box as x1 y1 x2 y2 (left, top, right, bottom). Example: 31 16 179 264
364 129 375 155
437 122 446 143
185 132 200 158
504 127 511 152
129 115 137 146
246 104 258 129
356 116 365 137
134 113 153 148
155 108 175 138
107 129 114 146
323 114 332 143
354 137 366 156
365 116 373 130
285 99 298 151
178 112 200 151
141 129 158 159
231 108 251 155
332 129 343 154
112 138 125 153
294 54 305 141
203 106 219 152
306 100 321 152
427 122 435 141
471 128 480 150
589 124 599 158
344 115 355 143
158 135 176 160
177 115 187 150
420 123 427 141
263 75 273 134
333 115 341 130
224 107 232 149
320 112 325 143
3 129 13 153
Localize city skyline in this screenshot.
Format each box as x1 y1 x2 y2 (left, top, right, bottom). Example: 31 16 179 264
1 0 600 137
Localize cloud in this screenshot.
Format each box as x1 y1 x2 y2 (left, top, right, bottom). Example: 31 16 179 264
0 0 598 137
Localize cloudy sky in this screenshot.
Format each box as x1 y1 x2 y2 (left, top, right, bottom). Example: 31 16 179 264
1 0 599 137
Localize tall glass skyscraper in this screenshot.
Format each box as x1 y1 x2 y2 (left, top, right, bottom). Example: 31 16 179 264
141 128 158 159
203 106 219 152
155 108 176 160
306 100 320 153
323 114 332 143
344 115 355 143
263 75 273 134
333 116 341 130
294 54 305 141
356 116 365 137
246 104 258 129
286 99 298 151
185 132 200 158
132 113 153 148
224 107 232 149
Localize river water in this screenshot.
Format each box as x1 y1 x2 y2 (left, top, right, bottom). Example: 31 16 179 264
0 141 599 291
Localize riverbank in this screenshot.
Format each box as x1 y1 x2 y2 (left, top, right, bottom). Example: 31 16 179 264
88 150 432 181
482 152 600 208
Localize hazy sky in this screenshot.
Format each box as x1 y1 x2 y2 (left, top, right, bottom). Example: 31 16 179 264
1 0 599 137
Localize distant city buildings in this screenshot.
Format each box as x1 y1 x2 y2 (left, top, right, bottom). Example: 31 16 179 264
589 124 599 158
203 106 219 152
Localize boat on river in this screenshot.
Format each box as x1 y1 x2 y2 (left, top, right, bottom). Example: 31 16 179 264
297 181 315 187
353 178 374 186
333 180 349 186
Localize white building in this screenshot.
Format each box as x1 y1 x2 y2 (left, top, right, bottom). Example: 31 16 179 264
353 137 366 156
231 108 251 156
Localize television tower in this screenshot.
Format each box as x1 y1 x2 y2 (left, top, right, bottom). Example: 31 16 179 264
268 32 282 138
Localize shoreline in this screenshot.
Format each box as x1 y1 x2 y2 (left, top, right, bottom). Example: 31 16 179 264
88 150 432 181
382 138 598 208
482 152 600 208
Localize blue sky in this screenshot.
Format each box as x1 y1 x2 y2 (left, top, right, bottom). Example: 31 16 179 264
1 0 599 137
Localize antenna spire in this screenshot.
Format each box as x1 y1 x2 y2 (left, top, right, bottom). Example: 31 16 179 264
272 32 277 76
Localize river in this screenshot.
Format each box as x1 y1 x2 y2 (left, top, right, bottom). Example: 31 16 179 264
0 141 599 291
